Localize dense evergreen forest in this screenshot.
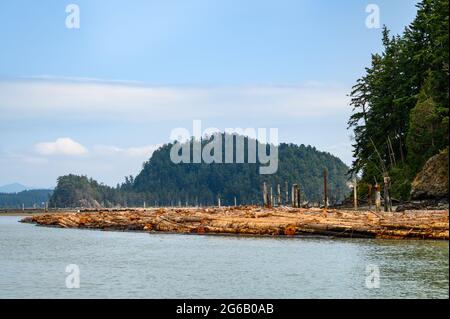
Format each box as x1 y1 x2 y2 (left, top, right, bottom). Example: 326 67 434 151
49 136 350 208
0 190 53 209
348 0 449 200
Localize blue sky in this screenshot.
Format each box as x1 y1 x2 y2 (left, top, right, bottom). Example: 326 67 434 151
0 0 418 187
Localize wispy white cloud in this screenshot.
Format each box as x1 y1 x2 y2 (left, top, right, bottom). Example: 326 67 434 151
0 150 49 165
0 79 350 121
35 138 88 156
19 75 144 85
92 144 163 157
32 137 162 159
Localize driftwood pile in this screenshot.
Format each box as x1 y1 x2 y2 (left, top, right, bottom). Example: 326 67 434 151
20 206 449 240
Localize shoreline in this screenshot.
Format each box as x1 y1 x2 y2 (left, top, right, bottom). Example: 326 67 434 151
20 206 449 240
26 223 450 242
1 213 46 217
0 209 48 217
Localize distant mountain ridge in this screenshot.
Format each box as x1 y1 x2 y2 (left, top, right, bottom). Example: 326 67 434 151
0 183 53 194
0 183 30 193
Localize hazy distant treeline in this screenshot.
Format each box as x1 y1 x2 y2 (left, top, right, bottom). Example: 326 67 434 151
0 190 53 209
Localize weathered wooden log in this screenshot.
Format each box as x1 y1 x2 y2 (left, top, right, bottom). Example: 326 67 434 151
20 207 449 240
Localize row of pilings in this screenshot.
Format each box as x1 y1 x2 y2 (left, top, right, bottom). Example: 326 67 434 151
262 181 306 208
261 169 330 209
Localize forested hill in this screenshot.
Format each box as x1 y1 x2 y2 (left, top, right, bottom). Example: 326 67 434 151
133 139 349 206
49 138 350 208
348 0 449 200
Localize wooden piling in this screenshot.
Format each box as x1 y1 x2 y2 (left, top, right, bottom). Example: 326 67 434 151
277 184 281 207
384 176 392 212
269 186 273 207
263 182 268 208
323 170 328 209
375 183 381 212
263 182 267 207
291 184 297 207
285 182 289 206
353 177 358 210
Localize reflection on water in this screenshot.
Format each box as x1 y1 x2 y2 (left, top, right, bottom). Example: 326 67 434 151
0 216 448 299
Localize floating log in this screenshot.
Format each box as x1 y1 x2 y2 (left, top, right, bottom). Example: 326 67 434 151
20 207 449 240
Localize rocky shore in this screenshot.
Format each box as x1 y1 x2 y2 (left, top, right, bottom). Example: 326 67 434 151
20 206 449 240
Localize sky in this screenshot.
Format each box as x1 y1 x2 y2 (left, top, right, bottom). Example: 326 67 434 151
0 0 419 188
